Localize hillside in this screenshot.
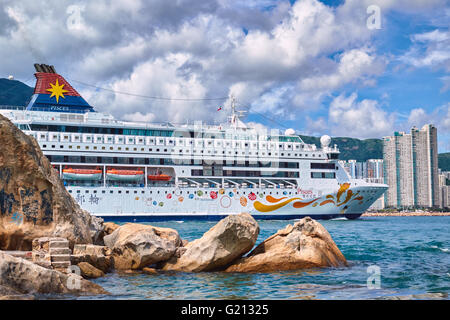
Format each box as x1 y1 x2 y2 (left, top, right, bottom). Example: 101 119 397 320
1 78 449 169
438 153 450 171
299 135 383 161
0 78 33 106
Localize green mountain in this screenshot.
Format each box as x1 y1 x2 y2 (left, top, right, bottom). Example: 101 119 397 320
1 78 449 170
299 135 383 161
0 78 33 106
438 153 450 171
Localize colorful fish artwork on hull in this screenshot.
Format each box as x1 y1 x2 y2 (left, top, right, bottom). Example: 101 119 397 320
253 183 364 213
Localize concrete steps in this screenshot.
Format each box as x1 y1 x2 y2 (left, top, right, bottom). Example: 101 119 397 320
51 254 71 262
49 240 69 249
51 261 71 269
32 237 72 272
49 247 71 255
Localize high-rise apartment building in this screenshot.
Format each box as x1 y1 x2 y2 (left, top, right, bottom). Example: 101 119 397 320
438 170 450 208
338 159 383 182
383 124 439 208
366 159 384 183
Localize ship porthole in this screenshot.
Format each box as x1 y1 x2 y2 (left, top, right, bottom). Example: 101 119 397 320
220 195 231 208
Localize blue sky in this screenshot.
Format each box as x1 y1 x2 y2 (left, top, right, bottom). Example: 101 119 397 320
0 0 449 149
244 0 450 149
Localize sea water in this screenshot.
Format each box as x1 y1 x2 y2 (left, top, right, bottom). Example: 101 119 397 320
81 216 449 300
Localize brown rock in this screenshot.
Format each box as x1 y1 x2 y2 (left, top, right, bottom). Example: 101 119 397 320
225 217 347 273
174 246 187 258
90 216 106 245
122 269 140 274
0 251 108 295
104 223 181 270
77 262 105 279
103 222 120 235
142 267 158 275
0 114 103 250
73 244 112 256
71 254 112 273
71 244 112 273
0 284 35 300
161 213 259 272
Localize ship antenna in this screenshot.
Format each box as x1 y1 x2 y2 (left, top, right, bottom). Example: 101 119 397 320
228 95 247 129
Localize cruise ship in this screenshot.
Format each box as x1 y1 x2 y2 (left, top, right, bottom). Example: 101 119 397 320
0 64 388 221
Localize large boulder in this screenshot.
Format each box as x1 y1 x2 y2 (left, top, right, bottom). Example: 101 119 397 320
0 251 107 296
103 223 181 270
73 244 112 256
225 217 347 272
0 114 102 250
90 216 106 245
77 262 105 279
103 222 120 236
161 213 259 272
71 244 113 273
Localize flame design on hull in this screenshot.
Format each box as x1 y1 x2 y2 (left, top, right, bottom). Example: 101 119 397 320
253 183 364 213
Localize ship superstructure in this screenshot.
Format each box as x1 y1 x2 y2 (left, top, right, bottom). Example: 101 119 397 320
0 64 388 221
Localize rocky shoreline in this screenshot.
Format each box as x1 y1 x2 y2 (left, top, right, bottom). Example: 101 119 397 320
0 215 348 299
362 211 450 217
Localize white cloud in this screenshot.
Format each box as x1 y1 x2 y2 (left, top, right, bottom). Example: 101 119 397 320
53 0 388 123
407 108 432 127
404 103 450 152
122 111 157 123
245 121 269 134
299 48 385 91
407 103 450 134
304 116 328 137
0 0 448 147
327 92 396 138
400 29 450 71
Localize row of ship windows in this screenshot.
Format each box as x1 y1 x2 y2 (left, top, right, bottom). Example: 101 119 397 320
69 189 299 195
191 170 299 178
28 124 302 142
46 155 301 167
41 144 323 158
34 132 308 150
311 172 336 179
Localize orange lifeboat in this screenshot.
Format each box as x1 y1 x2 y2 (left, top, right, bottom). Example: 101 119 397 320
106 169 144 181
63 168 102 180
147 174 172 181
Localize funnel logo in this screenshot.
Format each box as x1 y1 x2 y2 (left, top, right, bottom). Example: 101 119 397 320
46 79 68 103
26 63 95 113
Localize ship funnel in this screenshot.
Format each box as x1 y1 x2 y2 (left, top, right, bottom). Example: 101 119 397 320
34 63 43 73
34 64 57 74
27 63 95 113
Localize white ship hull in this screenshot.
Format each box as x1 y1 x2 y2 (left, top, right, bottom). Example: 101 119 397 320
69 182 387 221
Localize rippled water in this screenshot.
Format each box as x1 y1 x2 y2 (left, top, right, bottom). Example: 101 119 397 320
79 216 449 300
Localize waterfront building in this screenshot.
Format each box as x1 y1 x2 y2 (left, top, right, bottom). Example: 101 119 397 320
383 125 439 208
438 170 450 208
